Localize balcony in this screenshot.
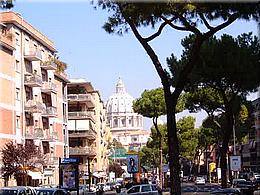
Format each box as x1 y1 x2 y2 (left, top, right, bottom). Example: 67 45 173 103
24 49 42 61
42 106 57 117
24 74 42 87
69 146 96 157
25 126 44 139
41 82 57 94
41 60 57 70
67 94 95 108
25 100 45 113
68 111 95 122
69 129 97 140
50 131 58 140
0 28 15 50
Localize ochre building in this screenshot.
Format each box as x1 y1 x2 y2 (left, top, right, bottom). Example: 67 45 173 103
0 11 69 186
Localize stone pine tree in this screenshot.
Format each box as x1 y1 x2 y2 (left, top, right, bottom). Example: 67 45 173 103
0 0 13 9
179 33 260 187
133 88 165 188
133 88 184 188
99 2 259 194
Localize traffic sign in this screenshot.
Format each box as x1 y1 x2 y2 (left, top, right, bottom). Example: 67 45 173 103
230 156 241 171
61 158 79 164
126 154 139 173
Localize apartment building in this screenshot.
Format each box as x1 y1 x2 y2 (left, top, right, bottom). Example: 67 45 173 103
0 11 69 186
67 79 110 184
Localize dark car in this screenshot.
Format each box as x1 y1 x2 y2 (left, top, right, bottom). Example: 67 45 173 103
233 180 257 194
211 188 241 195
0 186 36 195
35 188 69 195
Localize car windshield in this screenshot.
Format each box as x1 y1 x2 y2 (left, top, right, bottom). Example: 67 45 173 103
237 181 253 185
0 189 20 195
36 189 54 195
141 185 151 192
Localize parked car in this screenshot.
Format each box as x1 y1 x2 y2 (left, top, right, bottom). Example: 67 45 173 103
0 186 36 195
36 187 69 195
195 176 206 185
211 188 241 194
233 180 257 194
120 184 162 195
232 179 247 187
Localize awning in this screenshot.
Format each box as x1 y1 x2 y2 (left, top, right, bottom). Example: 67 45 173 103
92 172 107 178
28 171 42 180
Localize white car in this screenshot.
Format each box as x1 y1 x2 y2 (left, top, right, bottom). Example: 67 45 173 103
195 176 206 185
121 184 162 195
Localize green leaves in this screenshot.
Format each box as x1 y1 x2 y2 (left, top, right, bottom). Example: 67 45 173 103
133 88 166 118
0 0 14 9
177 116 198 160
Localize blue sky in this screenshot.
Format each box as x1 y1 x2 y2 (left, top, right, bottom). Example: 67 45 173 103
11 1 259 129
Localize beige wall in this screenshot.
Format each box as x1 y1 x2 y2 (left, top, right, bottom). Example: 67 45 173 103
0 11 68 186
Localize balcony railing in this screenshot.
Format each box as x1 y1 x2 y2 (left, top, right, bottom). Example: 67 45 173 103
24 49 42 61
25 126 44 139
24 100 45 113
67 94 95 107
69 146 96 156
42 106 57 117
41 60 57 70
0 29 15 50
68 111 95 122
50 131 58 140
68 129 97 139
24 74 42 87
41 82 57 94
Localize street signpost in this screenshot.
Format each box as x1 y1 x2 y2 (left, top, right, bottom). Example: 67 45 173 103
126 154 139 173
126 150 140 183
59 158 79 195
230 156 241 171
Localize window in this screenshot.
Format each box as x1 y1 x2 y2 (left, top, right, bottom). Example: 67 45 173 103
25 113 33 126
15 60 20 72
121 118 126 127
141 185 151 192
128 186 140 194
114 119 118 127
129 119 132 126
16 88 20 100
16 116 20 128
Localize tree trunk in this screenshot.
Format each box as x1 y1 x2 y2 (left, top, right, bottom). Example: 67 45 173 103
153 117 163 189
220 103 234 188
165 93 181 195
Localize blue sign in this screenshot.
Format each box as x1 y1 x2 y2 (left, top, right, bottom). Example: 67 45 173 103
61 158 79 164
127 154 139 173
162 164 169 173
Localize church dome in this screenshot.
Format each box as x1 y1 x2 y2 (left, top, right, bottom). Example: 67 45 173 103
106 78 134 113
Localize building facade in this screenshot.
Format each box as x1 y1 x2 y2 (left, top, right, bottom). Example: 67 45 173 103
0 11 69 186
106 78 150 149
67 79 110 183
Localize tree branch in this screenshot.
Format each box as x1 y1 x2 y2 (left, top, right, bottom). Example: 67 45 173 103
119 4 170 88
144 21 168 42
203 12 239 40
198 13 214 30
153 116 162 138
175 12 201 35
160 16 189 32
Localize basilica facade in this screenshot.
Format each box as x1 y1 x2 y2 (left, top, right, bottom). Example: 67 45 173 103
106 78 150 149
